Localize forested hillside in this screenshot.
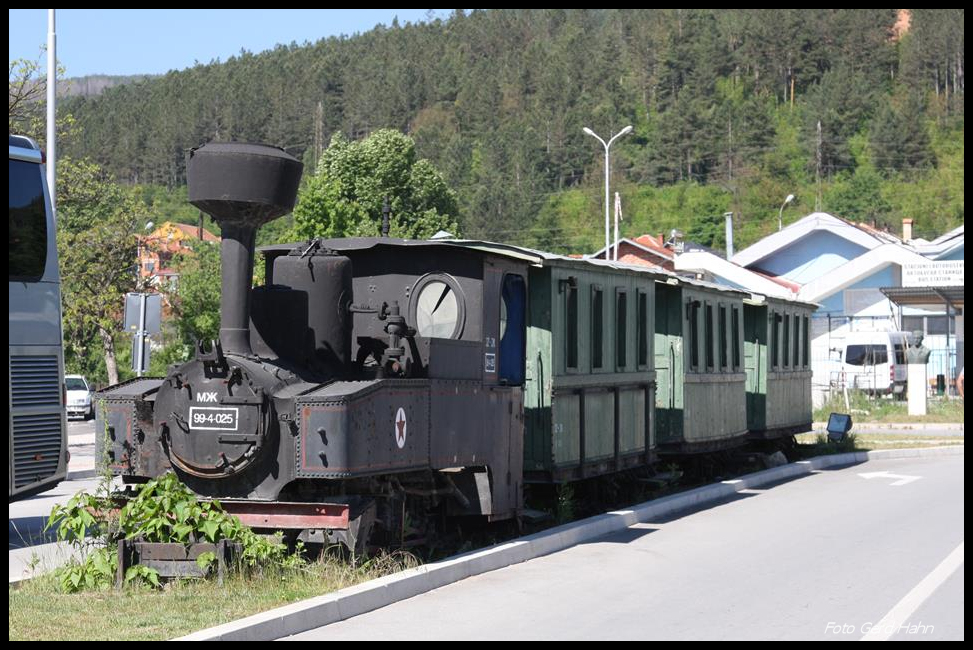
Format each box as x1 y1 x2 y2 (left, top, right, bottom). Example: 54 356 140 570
60 9 964 253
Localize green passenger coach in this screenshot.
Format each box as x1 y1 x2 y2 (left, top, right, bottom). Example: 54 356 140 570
744 296 816 439
524 258 660 483
654 278 750 453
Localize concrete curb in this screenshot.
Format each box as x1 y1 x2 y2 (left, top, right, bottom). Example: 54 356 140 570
67 468 98 481
175 445 964 641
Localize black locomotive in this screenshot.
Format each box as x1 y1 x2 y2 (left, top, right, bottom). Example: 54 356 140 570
98 142 530 550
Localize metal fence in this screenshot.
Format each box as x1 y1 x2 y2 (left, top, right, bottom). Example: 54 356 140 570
810 315 961 407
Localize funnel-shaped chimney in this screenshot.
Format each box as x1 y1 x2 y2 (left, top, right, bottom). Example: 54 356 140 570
188 142 303 356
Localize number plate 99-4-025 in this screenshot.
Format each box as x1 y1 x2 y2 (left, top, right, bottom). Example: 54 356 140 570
189 406 239 431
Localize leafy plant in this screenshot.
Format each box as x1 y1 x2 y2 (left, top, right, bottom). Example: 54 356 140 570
555 484 576 524
45 470 306 592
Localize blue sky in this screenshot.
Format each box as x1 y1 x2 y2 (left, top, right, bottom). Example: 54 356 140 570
9 9 450 77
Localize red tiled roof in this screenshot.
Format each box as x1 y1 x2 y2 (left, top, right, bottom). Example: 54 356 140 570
632 234 674 259
618 253 667 269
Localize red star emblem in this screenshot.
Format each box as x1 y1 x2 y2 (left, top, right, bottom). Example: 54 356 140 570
396 411 407 445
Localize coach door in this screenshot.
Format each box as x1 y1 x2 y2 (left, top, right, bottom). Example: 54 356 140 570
499 273 527 386
654 284 683 444
744 303 767 432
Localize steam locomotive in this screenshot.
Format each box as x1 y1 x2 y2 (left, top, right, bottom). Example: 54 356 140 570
97 142 816 551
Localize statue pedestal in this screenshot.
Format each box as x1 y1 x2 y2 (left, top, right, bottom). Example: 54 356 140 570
907 364 927 416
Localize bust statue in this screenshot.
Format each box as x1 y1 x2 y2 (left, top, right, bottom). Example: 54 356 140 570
905 331 932 364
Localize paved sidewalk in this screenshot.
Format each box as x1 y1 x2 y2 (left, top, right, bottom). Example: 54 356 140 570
67 431 97 479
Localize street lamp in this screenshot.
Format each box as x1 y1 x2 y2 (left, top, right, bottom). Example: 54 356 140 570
778 194 795 232
583 125 633 260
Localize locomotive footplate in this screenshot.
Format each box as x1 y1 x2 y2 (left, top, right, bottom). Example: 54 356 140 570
214 498 361 530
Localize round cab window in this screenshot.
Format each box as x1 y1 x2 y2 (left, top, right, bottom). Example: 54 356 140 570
413 276 465 339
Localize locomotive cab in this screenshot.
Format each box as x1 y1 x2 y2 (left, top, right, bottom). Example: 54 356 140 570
256 238 530 527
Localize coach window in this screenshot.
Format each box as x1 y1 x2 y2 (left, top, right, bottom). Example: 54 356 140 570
565 282 579 371
689 300 700 372
591 285 604 370
499 273 526 385
794 314 801 369
705 303 715 371
718 304 728 371
771 312 780 369
637 290 648 369
782 312 790 368
803 315 810 370
731 305 741 370
616 288 628 370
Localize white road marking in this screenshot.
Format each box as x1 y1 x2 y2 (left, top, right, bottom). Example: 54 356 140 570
860 541 964 641
857 471 922 486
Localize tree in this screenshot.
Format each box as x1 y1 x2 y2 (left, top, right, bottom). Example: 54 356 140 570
8 54 79 149
293 129 459 240
33 10 963 254
870 95 934 174
824 166 891 228
166 240 222 349
57 158 143 385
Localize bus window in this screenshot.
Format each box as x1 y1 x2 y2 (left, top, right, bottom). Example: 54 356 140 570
9 159 49 281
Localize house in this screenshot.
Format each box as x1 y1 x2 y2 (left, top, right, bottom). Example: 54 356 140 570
139 221 220 288
587 234 680 271
724 213 963 404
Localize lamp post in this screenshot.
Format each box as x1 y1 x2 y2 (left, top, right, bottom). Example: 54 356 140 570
583 125 633 259
778 194 795 232
47 10 56 216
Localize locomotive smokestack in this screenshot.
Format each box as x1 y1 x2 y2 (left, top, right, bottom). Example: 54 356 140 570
187 143 303 356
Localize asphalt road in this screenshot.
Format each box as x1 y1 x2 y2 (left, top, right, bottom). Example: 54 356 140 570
8 419 122 582
8 476 105 550
286 455 964 641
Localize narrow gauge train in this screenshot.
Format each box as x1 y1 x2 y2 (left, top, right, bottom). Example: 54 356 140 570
96 143 815 550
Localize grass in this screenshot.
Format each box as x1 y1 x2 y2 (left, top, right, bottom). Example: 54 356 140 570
8 551 416 641
814 391 965 424
796 431 964 452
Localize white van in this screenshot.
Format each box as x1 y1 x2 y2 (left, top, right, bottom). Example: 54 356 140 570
838 331 912 395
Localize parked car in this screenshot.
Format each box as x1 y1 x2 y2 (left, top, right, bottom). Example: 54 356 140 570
838 331 912 396
65 375 94 419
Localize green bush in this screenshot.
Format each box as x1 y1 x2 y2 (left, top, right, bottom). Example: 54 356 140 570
45 472 305 593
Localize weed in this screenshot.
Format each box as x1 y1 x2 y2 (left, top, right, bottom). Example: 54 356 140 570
45 467 307 592
555 484 576 524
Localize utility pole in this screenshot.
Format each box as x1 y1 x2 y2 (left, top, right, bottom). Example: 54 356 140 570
815 120 823 212
47 9 56 215
314 100 324 165
613 192 622 261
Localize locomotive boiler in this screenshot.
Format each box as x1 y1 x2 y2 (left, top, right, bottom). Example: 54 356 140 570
97 142 529 550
